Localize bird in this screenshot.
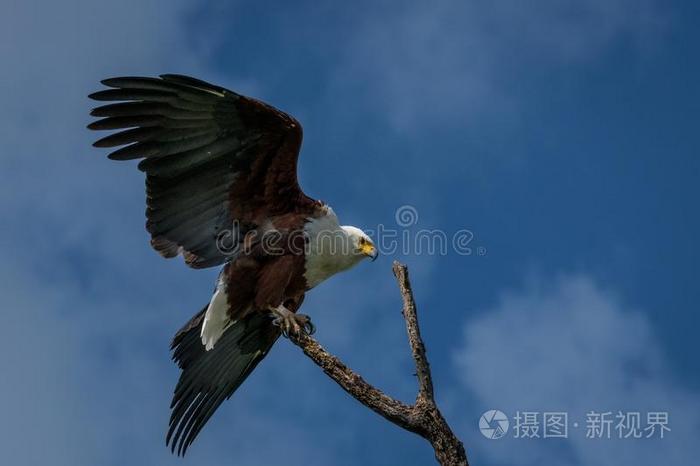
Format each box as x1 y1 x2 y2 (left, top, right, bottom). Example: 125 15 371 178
87 74 378 456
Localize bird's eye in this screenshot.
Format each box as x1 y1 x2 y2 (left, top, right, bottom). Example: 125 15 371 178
359 238 366 245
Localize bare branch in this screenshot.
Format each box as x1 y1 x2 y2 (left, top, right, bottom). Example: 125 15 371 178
288 261 469 466
290 333 419 432
393 262 435 404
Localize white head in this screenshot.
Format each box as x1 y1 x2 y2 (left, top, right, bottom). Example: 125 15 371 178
341 226 378 262
302 212 378 289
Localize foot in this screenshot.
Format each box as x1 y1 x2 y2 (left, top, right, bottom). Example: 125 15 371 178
269 305 315 337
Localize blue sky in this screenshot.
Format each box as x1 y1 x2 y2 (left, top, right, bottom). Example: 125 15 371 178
1 1 698 465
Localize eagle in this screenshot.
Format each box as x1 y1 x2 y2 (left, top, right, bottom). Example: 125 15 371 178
87 74 378 455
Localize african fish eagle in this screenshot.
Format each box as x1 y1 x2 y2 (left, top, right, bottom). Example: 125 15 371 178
88 74 378 455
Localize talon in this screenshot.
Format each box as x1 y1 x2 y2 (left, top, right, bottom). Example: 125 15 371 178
293 313 314 336
303 318 315 335
269 306 316 338
305 319 315 335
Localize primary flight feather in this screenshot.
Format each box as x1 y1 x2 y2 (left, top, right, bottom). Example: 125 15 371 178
88 74 377 455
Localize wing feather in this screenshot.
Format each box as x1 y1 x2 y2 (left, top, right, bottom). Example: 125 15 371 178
88 74 317 268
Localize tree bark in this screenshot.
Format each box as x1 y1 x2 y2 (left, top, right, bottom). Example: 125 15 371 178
288 261 469 466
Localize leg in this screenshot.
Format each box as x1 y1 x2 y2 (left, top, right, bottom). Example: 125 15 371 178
269 305 315 337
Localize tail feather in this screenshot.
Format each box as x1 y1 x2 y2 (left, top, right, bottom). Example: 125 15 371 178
167 308 279 456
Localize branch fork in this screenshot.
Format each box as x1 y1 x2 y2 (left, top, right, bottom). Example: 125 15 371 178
288 261 469 466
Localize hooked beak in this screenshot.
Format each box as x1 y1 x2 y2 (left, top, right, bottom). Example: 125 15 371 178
368 246 378 262
361 242 378 261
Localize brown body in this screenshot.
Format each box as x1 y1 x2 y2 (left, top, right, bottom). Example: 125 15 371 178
224 213 312 319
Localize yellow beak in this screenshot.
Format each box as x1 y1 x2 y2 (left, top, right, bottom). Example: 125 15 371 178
361 242 378 261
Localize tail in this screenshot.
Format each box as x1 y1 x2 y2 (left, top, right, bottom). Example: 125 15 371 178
167 306 280 456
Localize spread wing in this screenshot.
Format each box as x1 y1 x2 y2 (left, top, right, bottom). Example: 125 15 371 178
88 74 318 268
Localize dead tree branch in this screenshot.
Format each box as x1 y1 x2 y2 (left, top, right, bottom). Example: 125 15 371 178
288 261 469 466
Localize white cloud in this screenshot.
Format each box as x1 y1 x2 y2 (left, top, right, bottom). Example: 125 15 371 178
331 0 664 130
453 275 700 466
